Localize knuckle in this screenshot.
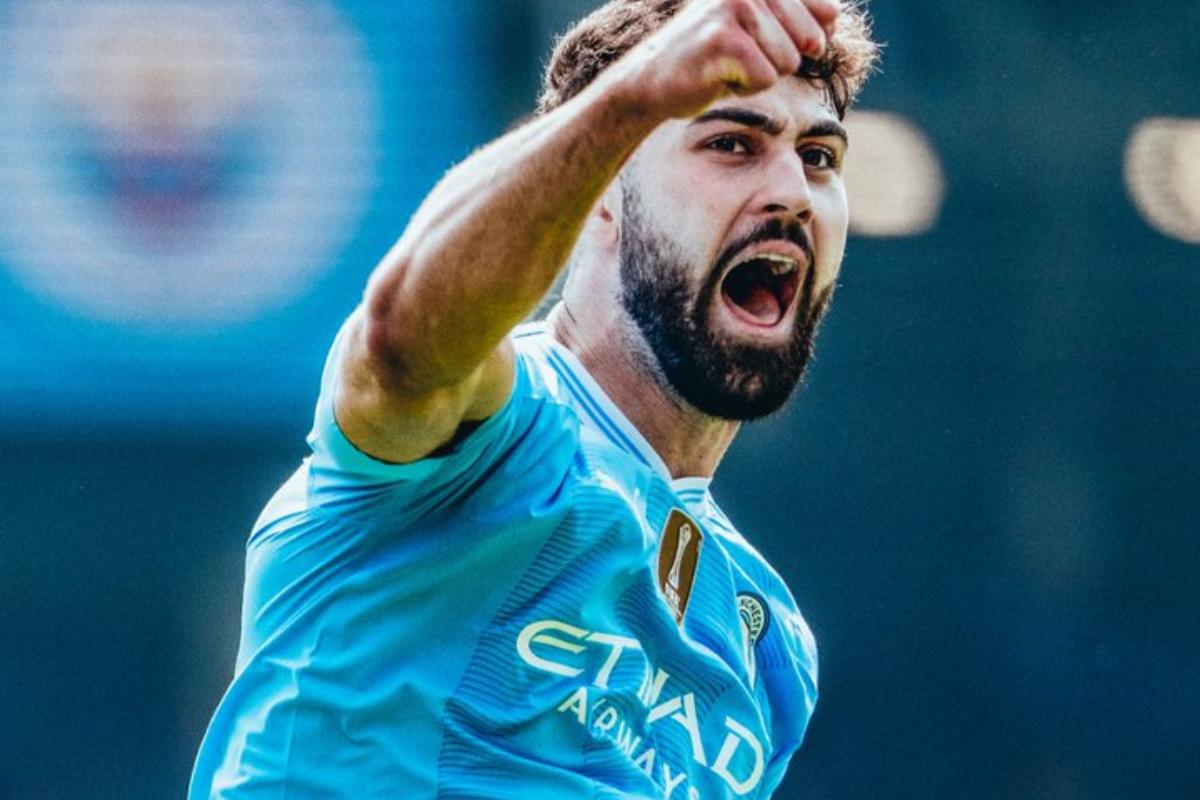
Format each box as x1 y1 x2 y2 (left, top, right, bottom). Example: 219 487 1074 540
724 37 756 64
744 57 777 88
795 10 820 34
698 21 731 52
817 0 842 16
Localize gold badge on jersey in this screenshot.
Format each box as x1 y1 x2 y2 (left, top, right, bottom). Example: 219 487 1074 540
657 508 704 625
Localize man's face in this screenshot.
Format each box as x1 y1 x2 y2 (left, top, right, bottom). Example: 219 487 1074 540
617 76 850 421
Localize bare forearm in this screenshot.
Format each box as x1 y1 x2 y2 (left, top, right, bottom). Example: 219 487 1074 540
336 0 842 463
364 72 659 388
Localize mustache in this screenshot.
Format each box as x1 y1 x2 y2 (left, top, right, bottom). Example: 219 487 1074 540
712 217 814 278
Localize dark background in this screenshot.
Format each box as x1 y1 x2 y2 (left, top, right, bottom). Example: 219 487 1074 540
1 1 1197 798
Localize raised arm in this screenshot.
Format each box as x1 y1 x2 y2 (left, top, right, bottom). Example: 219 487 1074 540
336 0 840 463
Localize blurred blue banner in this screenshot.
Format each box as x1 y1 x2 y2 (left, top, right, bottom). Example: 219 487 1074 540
0 0 487 432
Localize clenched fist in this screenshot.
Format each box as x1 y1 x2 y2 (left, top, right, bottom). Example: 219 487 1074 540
606 0 842 121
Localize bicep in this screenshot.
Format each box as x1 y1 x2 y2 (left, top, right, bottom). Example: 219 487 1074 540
333 309 516 465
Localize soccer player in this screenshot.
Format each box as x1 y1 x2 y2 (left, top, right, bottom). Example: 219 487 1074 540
190 0 878 797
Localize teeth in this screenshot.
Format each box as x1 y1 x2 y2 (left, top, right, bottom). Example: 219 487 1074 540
736 253 799 275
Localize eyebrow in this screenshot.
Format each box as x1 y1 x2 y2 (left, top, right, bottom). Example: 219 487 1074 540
689 108 849 145
802 119 850 145
690 108 785 136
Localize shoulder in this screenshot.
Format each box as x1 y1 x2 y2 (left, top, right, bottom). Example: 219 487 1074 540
510 321 573 405
282 321 590 528
702 498 819 670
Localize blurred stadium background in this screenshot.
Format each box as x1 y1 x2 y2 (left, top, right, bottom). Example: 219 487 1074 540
1 0 1197 798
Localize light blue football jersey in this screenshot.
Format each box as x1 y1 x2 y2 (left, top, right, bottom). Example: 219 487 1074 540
189 321 818 800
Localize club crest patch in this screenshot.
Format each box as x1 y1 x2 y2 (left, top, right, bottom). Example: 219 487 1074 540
657 508 704 625
737 592 771 687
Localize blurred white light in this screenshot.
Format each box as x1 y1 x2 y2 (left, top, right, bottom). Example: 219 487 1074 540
1125 117 1200 245
843 110 945 238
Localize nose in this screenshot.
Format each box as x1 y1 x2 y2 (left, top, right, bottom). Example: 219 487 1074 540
759 151 813 223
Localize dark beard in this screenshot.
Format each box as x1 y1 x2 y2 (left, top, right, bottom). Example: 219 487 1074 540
618 186 833 421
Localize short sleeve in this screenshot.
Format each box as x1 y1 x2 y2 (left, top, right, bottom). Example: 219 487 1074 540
301 320 549 520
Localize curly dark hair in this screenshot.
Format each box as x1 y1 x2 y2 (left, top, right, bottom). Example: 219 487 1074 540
538 0 880 119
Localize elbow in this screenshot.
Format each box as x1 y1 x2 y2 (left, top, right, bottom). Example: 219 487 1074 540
359 256 449 391
361 263 412 372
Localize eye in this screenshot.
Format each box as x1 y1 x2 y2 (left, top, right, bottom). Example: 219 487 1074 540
799 146 839 170
705 135 754 156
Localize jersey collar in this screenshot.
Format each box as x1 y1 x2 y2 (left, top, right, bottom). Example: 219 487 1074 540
521 322 713 492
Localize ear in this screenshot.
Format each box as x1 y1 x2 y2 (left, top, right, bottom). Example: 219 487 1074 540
594 177 623 250
562 177 625 306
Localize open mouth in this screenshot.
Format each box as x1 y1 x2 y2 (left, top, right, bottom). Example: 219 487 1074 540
719 253 803 328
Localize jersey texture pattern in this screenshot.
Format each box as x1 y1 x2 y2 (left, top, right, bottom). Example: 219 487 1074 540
189 322 818 800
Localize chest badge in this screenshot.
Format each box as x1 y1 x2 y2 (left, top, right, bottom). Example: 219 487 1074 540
737 592 771 688
657 508 704 624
